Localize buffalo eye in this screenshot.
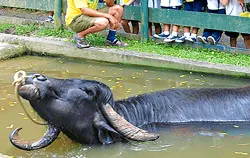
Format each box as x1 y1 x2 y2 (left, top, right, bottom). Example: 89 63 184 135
84 89 95 96
79 88 95 97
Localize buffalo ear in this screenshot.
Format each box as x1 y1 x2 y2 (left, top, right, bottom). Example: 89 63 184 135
94 112 127 144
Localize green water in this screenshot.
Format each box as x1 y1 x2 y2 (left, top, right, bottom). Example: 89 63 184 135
0 56 249 158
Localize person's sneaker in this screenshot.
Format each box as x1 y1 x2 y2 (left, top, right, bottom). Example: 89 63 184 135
153 32 169 39
197 36 207 44
74 34 90 48
185 36 196 42
175 36 187 43
163 35 179 43
207 36 216 45
45 16 54 23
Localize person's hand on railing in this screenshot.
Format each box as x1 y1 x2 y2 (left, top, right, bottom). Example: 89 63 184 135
238 0 244 9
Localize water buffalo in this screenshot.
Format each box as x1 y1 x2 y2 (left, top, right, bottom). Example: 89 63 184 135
10 73 250 150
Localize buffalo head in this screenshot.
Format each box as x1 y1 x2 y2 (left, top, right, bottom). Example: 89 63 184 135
10 72 159 150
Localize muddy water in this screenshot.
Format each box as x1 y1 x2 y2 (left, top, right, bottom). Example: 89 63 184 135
0 56 250 158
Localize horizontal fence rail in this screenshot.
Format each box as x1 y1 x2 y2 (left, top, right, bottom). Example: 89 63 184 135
123 6 250 34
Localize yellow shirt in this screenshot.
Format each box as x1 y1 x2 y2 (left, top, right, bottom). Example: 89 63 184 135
123 0 129 3
65 0 99 26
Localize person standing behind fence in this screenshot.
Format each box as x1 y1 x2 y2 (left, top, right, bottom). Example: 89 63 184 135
197 0 225 45
45 11 54 23
175 0 207 43
148 0 162 36
45 0 67 24
153 0 183 43
221 0 250 49
120 0 140 34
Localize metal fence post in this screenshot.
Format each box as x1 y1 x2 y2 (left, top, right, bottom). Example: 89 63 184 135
54 0 62 30
140 0 149 42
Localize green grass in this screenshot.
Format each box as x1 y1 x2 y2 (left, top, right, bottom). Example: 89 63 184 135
37 27 74 38
0 23 15 32
15 24 39 35
0 23 250 67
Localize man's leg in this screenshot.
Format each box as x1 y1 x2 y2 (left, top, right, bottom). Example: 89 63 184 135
121 20 131 33
77 18 109 38
243 35 250 49
104 5 128 46
148 22 153 36
71 17 109 48
164 25 179 43
230 37 237 47
108 5 124 23
131 21 139 34
225 32 238 48
154 23 162 35
45 11 54 23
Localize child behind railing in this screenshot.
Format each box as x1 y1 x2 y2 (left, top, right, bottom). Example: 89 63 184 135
120 0 140 34
222 0 250 49
197 0 226 45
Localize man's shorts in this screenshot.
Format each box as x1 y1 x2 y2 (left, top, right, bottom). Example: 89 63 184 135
225 31 250 38
184 0 207 12
68 7 109 33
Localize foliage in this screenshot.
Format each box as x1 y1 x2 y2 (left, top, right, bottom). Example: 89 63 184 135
15 24 38 35
37 27 74 38
0 23 15 32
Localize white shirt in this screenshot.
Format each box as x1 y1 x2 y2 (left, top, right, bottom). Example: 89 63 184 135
160 0 183 7
148 0 161 8
207 0 225 10
225 0 243 16
120 0 140 6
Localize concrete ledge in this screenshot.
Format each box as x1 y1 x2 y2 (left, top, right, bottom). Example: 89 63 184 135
0 33 250 77
0 41 26 60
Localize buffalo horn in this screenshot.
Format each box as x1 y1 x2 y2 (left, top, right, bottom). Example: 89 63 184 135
101 103 159 141
9 124 60 150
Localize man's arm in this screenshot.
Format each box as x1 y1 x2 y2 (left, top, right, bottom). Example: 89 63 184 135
220 0 229 6
81 7 118 26
81 7 111 18
237 0 245 9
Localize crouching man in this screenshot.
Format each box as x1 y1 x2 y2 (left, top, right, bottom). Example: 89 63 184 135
66 0 128 48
